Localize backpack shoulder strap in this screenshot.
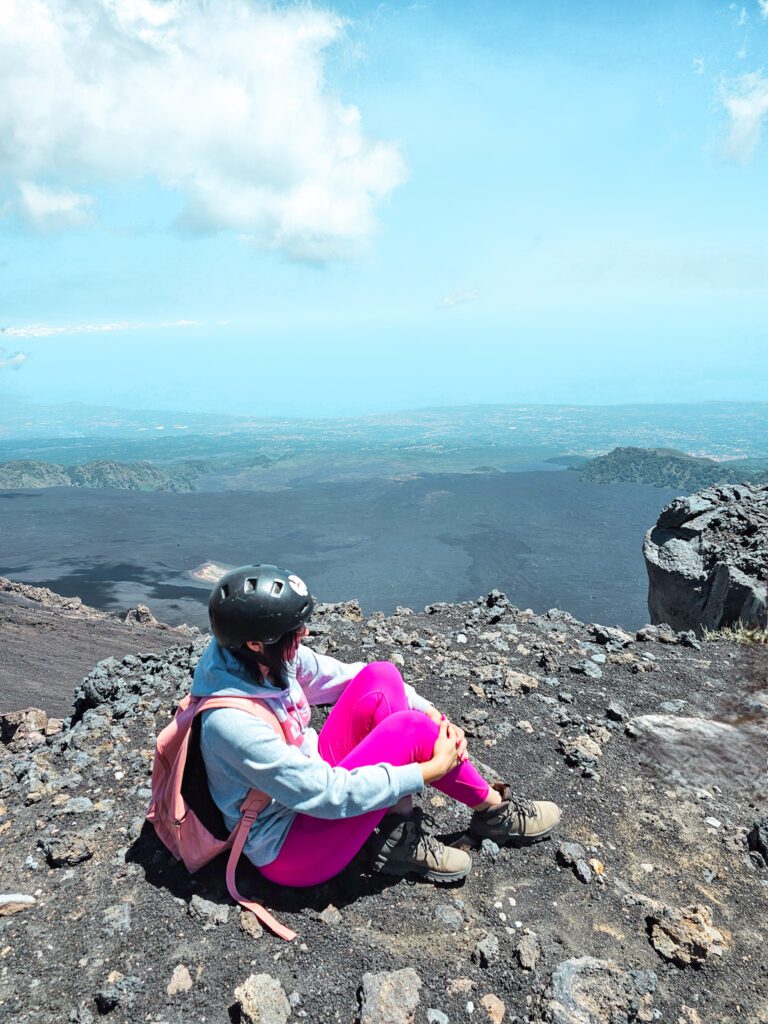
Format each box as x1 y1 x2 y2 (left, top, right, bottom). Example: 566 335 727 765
192 695 283 737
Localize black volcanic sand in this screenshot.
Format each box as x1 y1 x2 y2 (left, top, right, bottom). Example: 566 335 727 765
0 471 677 631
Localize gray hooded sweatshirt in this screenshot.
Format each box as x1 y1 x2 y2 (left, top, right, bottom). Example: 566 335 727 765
191 638 428 867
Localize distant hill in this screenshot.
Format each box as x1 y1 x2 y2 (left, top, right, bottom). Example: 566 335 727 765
0 458 211 492
577 447 768 489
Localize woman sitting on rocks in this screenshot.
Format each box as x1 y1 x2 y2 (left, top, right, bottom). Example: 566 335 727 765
194 563 561 888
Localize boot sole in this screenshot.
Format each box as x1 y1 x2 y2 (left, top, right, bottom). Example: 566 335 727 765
470 824 558 847
373 860 472 883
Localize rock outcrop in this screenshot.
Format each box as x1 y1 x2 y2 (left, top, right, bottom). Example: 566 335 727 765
0 586 766 1022
643 483 768 631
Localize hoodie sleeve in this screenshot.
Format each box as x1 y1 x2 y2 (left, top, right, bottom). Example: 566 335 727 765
295 645 435 713
201 707 424 818
294 645 365 705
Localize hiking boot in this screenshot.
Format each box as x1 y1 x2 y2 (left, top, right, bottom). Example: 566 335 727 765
470 784 561 845
370 808 471 883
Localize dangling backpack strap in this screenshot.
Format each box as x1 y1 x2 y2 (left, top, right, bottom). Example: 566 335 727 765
225 789 297 942
194 696 298 942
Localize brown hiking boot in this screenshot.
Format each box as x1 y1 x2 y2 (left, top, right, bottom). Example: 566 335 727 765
370 808 471 883
470 784 561 845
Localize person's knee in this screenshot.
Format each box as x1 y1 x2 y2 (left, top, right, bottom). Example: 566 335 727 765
386 709 437 760
356 660 406 689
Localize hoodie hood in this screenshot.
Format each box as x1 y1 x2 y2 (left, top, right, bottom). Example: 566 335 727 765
191 637 300 702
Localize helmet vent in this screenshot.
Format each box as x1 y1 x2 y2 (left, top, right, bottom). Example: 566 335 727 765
271 580 284 596
220 584 229 598
244 578 257 593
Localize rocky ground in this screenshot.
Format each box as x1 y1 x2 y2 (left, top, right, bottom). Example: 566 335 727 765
0 591 767 1023
0 577 199 716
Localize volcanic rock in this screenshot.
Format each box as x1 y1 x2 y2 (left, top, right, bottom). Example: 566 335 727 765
545 957 657 1024
626 714 766 793
643 482 768 631
234 973 291 1024
359 967 422 1024
645 903 728 967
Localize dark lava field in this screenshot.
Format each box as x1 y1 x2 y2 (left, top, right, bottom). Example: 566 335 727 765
0 469 676 631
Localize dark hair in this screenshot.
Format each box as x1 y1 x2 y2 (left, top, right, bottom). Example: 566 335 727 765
233 625 305 689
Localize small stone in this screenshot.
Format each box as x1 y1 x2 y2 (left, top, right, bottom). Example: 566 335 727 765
472 932 500 968
0 893 36 916
515 930 541 970
319 903 342 926
574 860 593 884
516 720 534 733
557 841 587 866
505 670 539 693
240 910 264 939
747 816 768 861
427 1011 450 1024
102 903 132 934
448 978 475 995
606 701 629 722
234 973 291 1024
359 967 422 1024
0 707 47 744
166 964 193 997
45 718 64 737
480 839 500 861
41 834 94 867
63 797 94 814
94 974 142 1014
435 903 464 931
704 816 722 829
569 659 602 679
479 993 505 1024
188 894 229 928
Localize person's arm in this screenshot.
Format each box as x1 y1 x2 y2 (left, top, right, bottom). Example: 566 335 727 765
294 645 366 706
202 708 424 818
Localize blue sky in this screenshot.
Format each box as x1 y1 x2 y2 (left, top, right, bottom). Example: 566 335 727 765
1 0 767 417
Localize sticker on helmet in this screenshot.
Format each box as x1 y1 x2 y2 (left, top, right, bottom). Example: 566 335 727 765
288 574 308 597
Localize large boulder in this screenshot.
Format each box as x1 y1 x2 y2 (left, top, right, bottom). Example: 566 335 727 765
643 483 768 632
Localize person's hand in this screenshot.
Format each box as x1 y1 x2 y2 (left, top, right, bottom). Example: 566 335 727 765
421 718 461 784
425 706 467 763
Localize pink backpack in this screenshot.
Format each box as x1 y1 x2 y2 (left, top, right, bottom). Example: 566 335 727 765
146 693 298 942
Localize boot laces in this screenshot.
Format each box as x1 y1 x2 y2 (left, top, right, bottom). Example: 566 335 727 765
503 792 538 827
403 809 446 862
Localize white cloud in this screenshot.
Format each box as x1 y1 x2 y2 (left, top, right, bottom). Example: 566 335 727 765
759 0 768 19
721 72 768 161
3 319 202 338
16 182 94 230
439 290 478 308
0 346 28 370
692 57 705 75
0 0 406 260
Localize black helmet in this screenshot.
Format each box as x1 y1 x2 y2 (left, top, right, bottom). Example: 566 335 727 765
208 564 314 648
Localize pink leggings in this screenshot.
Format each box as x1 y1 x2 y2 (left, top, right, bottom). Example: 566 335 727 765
258 661 491 888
